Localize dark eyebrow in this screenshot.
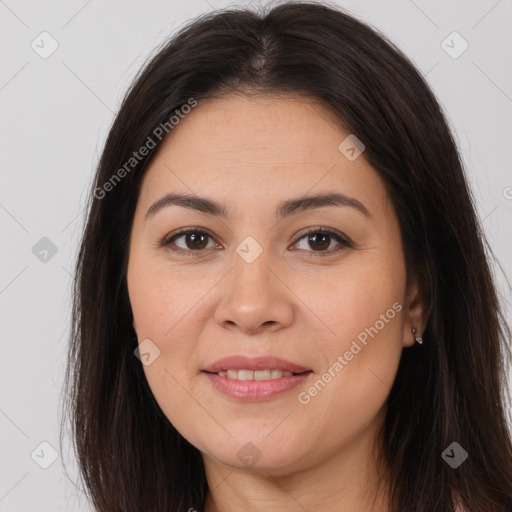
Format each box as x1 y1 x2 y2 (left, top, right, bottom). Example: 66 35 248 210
145 192 372 221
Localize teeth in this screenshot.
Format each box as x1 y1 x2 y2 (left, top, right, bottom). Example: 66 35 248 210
254 370 271 380
216 369 295 380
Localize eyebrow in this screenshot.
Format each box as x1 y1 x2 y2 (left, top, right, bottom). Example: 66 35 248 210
145 191 372 221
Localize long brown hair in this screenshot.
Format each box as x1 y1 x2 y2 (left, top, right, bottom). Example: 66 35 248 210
60 2 512 510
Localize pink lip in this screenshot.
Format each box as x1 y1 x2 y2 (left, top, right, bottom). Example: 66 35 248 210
202 355 311 374
203 371 312 402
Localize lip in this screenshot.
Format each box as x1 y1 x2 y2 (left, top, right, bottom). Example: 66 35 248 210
202 355 311 374
201 355 313 402
203 371 312 402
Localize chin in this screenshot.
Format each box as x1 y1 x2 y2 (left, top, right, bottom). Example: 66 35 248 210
201 435 312 474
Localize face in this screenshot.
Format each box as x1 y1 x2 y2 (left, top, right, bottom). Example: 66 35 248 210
127 94 423 474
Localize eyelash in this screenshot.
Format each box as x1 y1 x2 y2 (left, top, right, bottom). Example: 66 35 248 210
159 226 354 258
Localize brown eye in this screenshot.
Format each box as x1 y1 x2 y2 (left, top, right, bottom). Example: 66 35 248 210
162 229 217 254
293 228 352 255
305 233 331 251
179 231 210 250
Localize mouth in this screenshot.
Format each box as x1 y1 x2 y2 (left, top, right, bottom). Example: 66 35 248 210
203 369 312 380
201 355 313 401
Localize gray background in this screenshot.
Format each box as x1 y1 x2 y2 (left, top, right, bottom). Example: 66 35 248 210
1 0 511 510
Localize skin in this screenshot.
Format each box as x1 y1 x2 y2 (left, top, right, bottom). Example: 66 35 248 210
126 94 427 512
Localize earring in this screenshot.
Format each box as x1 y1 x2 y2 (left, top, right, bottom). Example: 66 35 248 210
412 328 423 344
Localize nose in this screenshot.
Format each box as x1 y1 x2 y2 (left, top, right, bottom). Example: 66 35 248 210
213 248 294 334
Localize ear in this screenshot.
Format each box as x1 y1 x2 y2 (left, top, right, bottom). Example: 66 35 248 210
402 273 430 348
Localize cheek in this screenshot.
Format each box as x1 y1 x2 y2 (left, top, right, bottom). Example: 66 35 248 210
128 267 203 434
296 256 404 353
128 253 209 340
297 256 404 415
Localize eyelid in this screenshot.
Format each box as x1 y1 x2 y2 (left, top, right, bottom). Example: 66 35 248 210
159 226 353 256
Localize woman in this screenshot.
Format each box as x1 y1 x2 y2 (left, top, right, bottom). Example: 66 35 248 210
61 2 512 511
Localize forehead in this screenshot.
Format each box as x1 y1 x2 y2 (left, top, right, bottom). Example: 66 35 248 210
137 94 390 219
162 94 347 163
